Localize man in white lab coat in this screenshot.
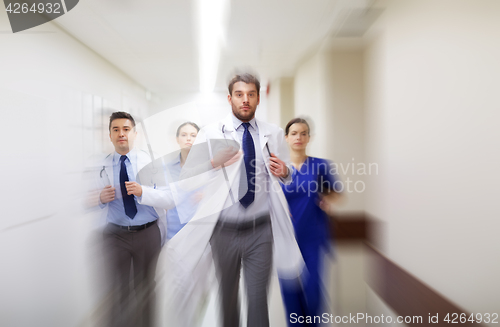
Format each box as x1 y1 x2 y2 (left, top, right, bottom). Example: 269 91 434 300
140 73 304 327
94 111 172 327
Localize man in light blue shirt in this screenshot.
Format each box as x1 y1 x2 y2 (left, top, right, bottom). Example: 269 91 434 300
104 150 159 226
98 111 169 327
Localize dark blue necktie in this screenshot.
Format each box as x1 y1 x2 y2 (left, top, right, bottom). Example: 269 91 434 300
120 155 137 219
239 122 255 208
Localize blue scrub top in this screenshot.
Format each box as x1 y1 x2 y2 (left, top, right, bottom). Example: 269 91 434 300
281 157 340 249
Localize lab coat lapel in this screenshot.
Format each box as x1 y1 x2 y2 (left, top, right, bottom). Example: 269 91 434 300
103 154 114 186
256 119 272 177
136 149 162 187
220 114 237 143
224 115 270 152
136 150 151 172
257 119 270 153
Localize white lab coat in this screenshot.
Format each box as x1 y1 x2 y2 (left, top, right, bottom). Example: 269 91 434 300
138 114 305 326
161 114 305 278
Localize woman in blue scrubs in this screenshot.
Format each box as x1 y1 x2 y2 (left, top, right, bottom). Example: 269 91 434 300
280 118 341 326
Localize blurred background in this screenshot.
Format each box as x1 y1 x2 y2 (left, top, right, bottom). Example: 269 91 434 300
1 0 499 326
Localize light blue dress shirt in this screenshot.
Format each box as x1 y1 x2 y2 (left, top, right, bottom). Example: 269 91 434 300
106 151 159 226
165 153 199 239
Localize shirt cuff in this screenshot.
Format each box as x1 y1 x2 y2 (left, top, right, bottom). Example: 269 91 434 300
98 196 107 209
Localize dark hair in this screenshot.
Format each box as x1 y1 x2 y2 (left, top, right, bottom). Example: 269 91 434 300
285 118 310 136
109 111 136 131
176 122 200 137
228 73 261 96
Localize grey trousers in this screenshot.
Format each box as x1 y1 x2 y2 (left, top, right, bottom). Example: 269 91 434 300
210 216 273 327
102 222 161 327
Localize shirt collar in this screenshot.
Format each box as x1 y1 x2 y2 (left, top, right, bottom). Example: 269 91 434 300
113 149 137 164
231 114 257 132
167 152 181 167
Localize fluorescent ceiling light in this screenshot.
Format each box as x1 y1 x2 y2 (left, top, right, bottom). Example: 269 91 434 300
198 0 229 93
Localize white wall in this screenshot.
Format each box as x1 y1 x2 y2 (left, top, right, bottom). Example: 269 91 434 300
293 50 366 212
268 77 295 129
267 79 282 126
294 53 328 158
279 78 295 129
364 0 500 318
324 51 366 212
0 11 153 327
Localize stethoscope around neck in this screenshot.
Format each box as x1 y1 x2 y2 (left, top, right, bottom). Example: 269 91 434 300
100 154 112 186
220 123 273 205
221 124 272 156
100 165 111 186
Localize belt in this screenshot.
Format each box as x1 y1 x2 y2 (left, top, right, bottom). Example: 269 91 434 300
216 215 270 232
109 220 157 232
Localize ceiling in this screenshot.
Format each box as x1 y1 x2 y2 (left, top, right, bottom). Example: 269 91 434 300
55 0 374 96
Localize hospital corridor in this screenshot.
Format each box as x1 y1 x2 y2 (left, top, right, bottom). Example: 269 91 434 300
1 0 499 326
